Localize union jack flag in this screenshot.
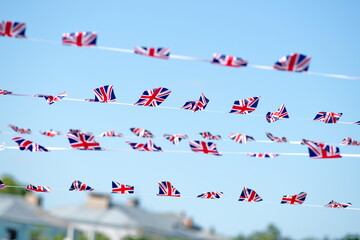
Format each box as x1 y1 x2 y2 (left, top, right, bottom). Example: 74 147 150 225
163 134 189 145
181 93 209 112
281 192 307 205
8 124 31 134
40 130 61 137
62 32 97 47
266 104 289 123
67 131 102 150
157 181 181 197
324 200 352 209
239 187 263 202
12 137 49 152
25 184 51 193
313 112 342 124
197 191 223 199
0 89 13 95
134 46 170 60
265 132 288 143
274 53 311 72
69 180 94 191
189 141 222 156
85 85 116 103
0 180 7 189
134 87 171 107
0 21 26 38
126 140 162 152
246 153 279 158
341 137 360 146
212 53 248 68
229 96 260 114
35 92 68 105
228 133 255 144
99 130 123 137
69 129 92 135
198 132 221 140
302 140 341 159
130 128 154 138
112 181 134 194
353 121 360 125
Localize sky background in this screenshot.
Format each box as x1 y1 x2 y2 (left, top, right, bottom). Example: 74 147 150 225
1 1 360 239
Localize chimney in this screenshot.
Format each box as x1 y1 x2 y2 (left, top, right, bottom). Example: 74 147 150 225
183 217 193 229
87 193 111 210
25 193 42 207
127 198 140 207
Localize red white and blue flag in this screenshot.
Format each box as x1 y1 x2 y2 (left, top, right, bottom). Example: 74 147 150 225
181 93 209 112
274 53 311 72
313 112 342 124
12 137 49 152
189 141 222 156
86 85 116 103
0 180 7 189
62 32 97 47
134 46 170 60
341 137 360 146
157 181 181 197
228 133 255 144
229 96 260 114
67 131 102 150
324 200 352 209
25 184 51 193
266 132 287 143
8 124 31 134
99 130 123 137
69 180 94 191
266 104 289 123
134 87 171 107
212 53 248 68
353 121 360 125
163 134 189 145
239 187 263 202
281 192 307 205
197 191 223 199
40 130 61 137
198 132 221 140
0 21 26 38
35 92 68 105
0 89 13 95
302 140 341 159
246 153 279 158
130 128 154 138
126 140 162 152
112 181 134 194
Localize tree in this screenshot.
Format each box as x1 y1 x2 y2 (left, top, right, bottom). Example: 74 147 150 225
0 174 26 196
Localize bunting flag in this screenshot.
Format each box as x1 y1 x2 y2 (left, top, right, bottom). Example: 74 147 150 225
281 192 307 205
35 92 68 105
0 180 7 189
12 137 49 152
99 130 123 137
354 121 360 125
40 130 61 137
25 184 52 193
134 87 171 107
266 104 289 123
62 32 97 47
181 93 209 113
302 139 341 159
189 141 222 156
211 53 248 68
238 187 263 202
324 200 352 209
134 46 170 60
163 134 189 145
8 124 31 134
274 53 311 72
341 137 360 146
198 132 221 140
66 131 102 150
157 181 181 197
313 112 343 124
69 180 94 191
0 21 26 38
265 132 288 143
126 140 162 152
85 85 116 103
0 89 13 95
246 153 279 158
228 133 255 144
111 181 134 194
229 96 260 114
197 191 223 199
130 128 154 138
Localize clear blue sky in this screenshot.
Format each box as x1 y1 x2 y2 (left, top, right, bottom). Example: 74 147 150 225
1 1 360 239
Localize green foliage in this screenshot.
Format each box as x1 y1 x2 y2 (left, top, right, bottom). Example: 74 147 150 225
123 236 188 240
338 235 360 240
0 175 26 196
95 232 111 240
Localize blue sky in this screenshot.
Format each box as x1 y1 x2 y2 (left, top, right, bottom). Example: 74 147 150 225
1 1 360 239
